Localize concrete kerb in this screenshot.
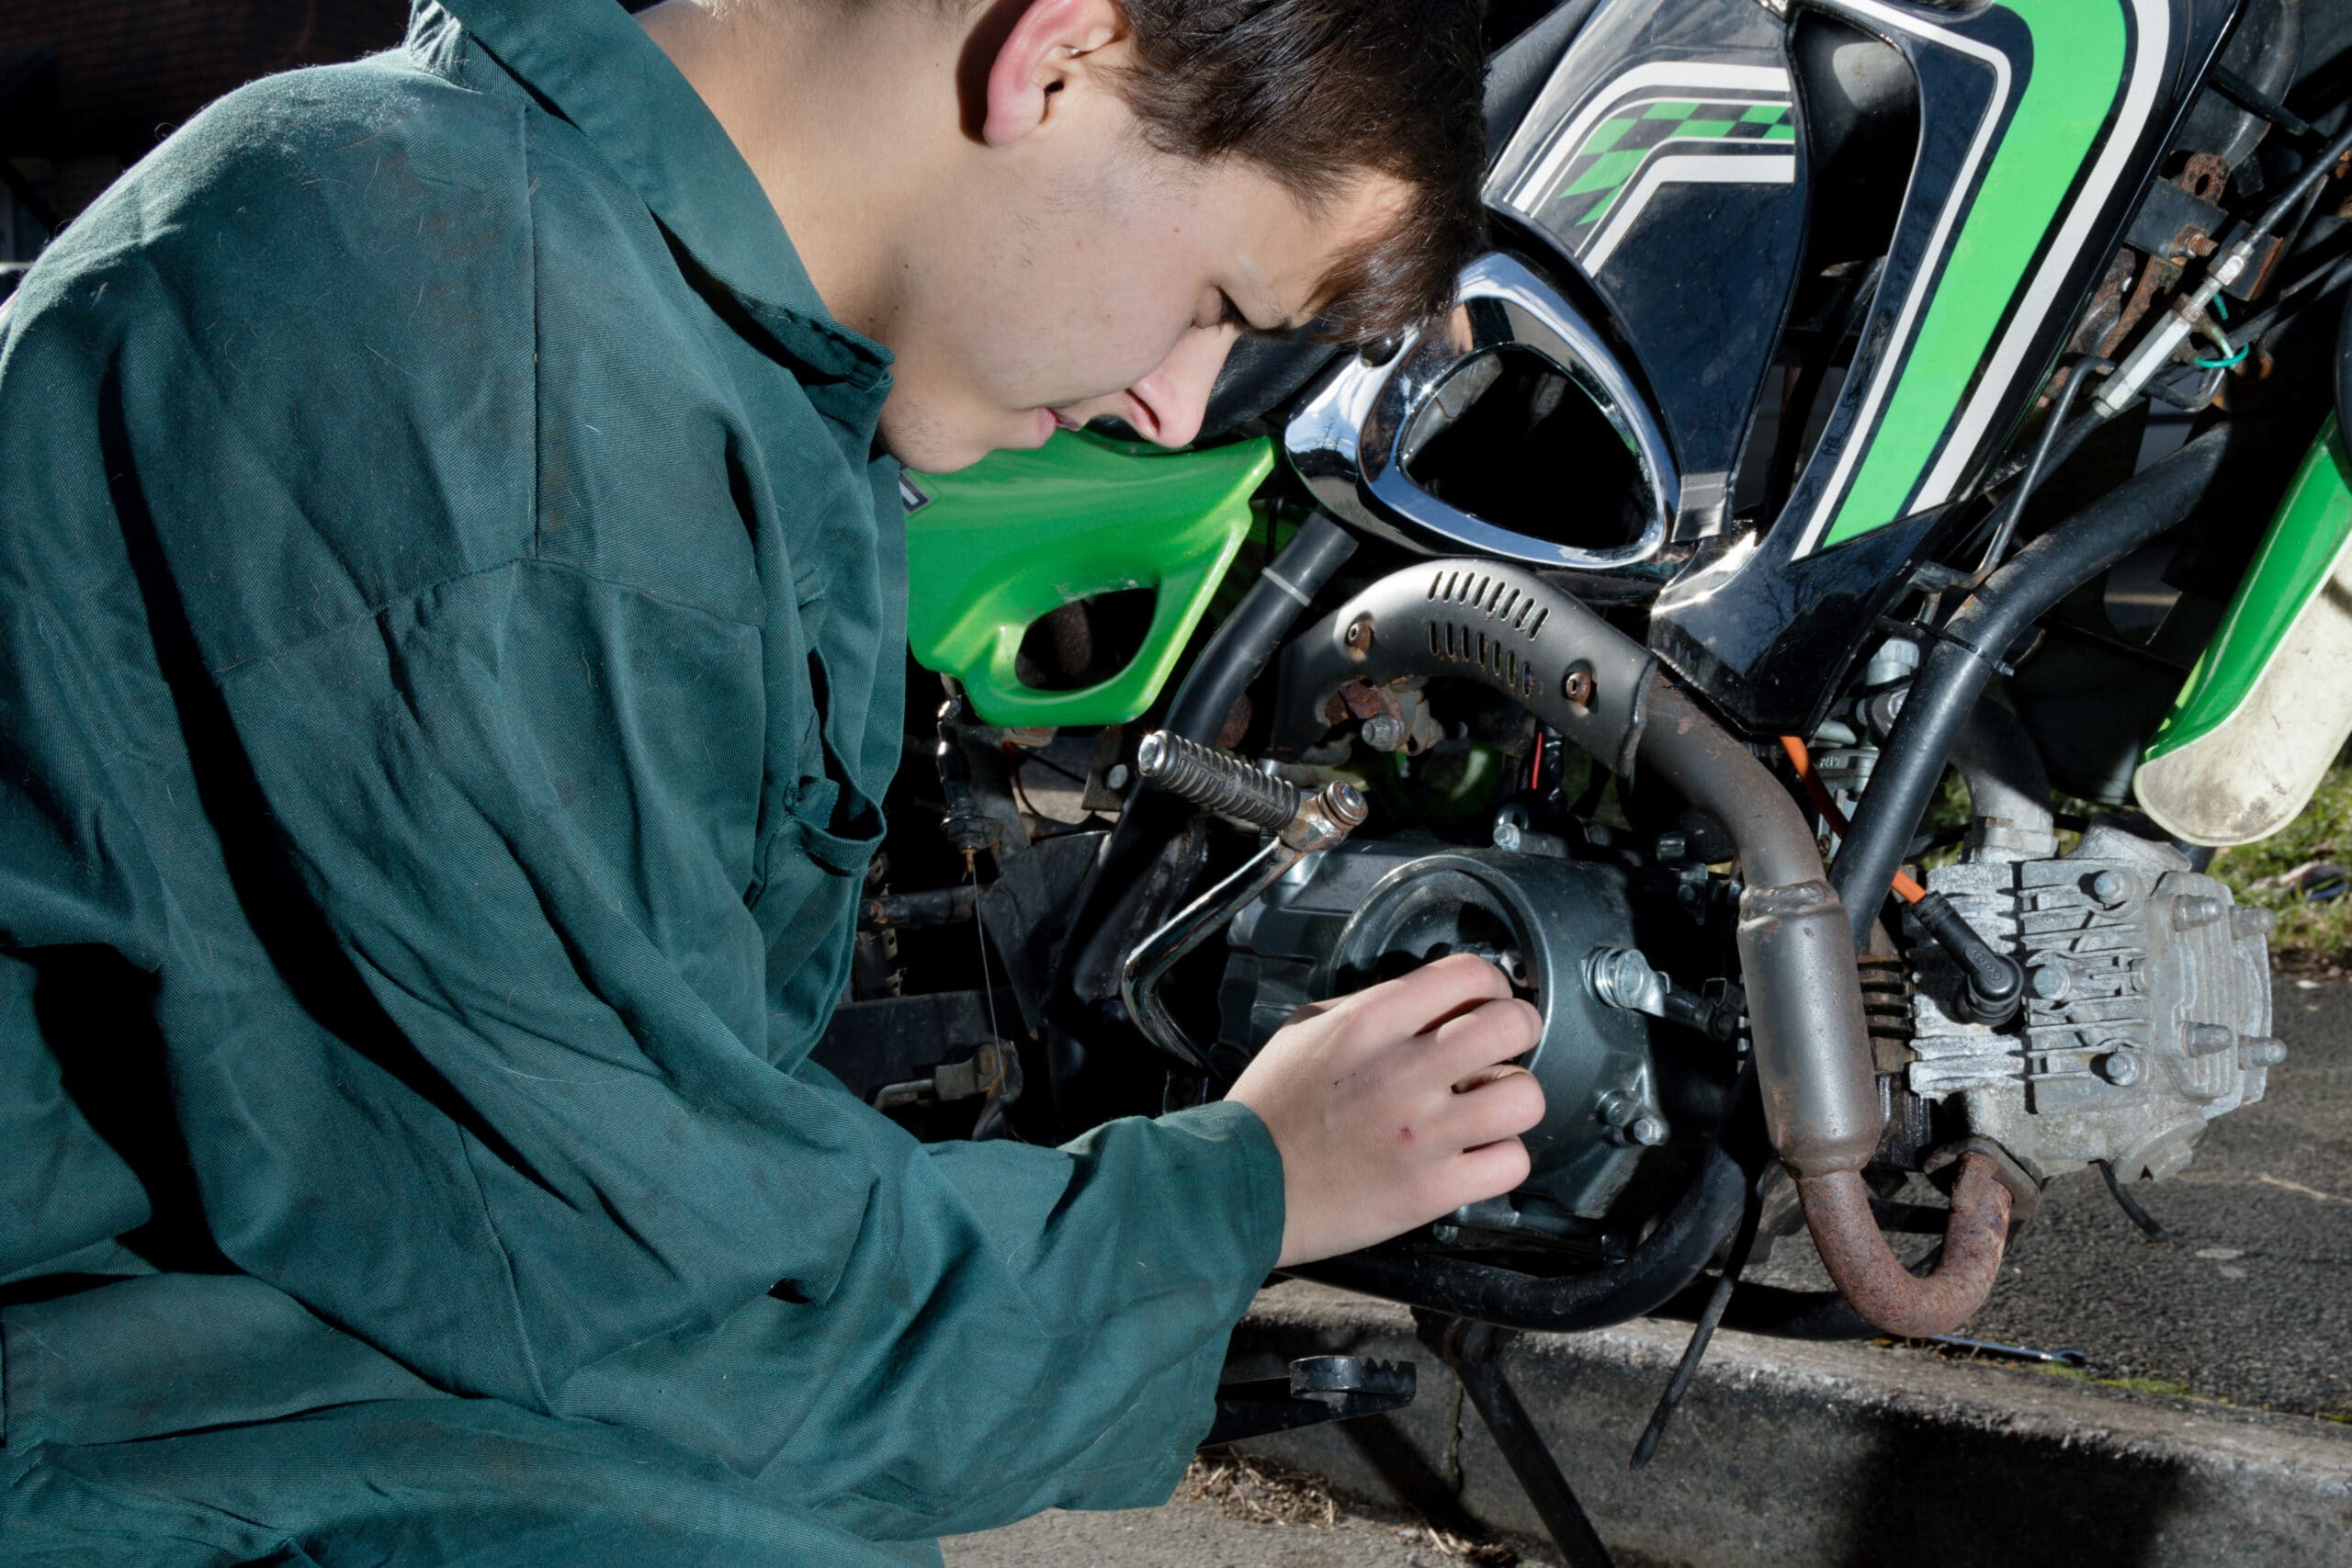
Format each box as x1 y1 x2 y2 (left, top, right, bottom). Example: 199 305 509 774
1225 1282 2352 1568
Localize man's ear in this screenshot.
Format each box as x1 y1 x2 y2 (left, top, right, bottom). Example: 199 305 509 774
978 0 1129 149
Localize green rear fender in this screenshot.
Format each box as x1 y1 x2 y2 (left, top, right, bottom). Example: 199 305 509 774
902 432 1276 727
2134 417 2352 845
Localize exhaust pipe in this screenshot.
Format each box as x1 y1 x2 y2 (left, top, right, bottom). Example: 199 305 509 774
1281 563 2014 1337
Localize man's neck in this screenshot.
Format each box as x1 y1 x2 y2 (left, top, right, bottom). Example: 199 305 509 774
636 1 957 341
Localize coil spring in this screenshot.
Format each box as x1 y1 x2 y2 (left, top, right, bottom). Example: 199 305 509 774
1136 731 1300 832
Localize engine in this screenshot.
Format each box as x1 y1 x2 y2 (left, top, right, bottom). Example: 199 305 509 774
1903 820 2280 1184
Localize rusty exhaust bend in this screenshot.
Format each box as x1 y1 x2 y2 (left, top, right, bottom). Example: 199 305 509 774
1635 678 2009 1337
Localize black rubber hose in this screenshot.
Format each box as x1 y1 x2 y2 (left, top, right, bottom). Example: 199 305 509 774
1831 425 2236 947
1167 513 1356 743
1058 514 1357 1006
1290 1142 1748 1333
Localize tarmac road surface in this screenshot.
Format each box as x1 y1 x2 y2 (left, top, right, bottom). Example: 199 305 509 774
1747 969 2352 1416
947 973 2352 1564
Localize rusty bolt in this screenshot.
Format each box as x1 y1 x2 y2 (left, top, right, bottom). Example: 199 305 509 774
1562 668 1595 706
1343 615 1375 654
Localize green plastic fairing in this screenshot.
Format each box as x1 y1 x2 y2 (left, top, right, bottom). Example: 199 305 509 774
2144 417 2352 763
903 432 1276 727
1822 0 2128 548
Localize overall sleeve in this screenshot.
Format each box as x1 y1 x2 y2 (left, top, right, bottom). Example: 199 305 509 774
0 63 1284 1544
201 561 1285 1540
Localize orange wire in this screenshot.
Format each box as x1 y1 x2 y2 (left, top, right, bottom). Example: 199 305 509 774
1779 735 1926 905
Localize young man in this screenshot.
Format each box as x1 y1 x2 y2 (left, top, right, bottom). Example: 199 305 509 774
0 0 1539 1562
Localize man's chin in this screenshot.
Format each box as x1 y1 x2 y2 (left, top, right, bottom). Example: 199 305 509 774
876 401 1047 476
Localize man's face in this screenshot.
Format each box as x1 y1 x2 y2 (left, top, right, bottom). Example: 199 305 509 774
876 101 1405 473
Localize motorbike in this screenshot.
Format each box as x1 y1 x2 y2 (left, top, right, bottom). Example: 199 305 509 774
818 0 2352 1555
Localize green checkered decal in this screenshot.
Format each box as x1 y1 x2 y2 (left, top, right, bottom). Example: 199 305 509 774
1541 98 1793 234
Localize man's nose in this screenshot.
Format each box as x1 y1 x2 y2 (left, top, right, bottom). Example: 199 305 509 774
1123 327 1239 449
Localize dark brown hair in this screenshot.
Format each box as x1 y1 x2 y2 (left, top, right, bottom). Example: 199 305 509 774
1107 0 1489 342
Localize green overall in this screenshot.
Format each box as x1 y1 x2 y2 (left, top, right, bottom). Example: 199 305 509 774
0 2 1283 1561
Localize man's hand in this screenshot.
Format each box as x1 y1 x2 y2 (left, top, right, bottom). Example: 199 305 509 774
1227 953 1545 1269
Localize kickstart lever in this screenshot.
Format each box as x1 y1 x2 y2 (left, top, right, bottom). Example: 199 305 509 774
1119 731 1367 1070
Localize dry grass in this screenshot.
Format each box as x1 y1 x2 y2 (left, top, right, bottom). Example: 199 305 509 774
1180 1456 1525 1565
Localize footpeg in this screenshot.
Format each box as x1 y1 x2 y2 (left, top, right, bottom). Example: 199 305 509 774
1203 1355 1417 1445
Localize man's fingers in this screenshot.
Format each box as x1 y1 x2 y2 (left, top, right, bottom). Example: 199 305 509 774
1442 1065 1544 1148
1342 952 1512 1036
1426 997 1542 1081
1448 1136 1533 1208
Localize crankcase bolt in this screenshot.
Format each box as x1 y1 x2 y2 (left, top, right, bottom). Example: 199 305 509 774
2098 1051 2144 1087
2086 869 2134 909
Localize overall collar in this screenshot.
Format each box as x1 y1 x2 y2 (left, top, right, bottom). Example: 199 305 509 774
426 0 891 388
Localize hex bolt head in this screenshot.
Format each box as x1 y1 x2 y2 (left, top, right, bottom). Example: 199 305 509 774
2098 1051 2145 1087
1596 1089 1637 1128
2086 869 2134 908
2232 905 2277 940
1653 832 1687 863
1320 782 1370 829
1361 714 1406 751
2030 962 2073 1002
1562 668 1595 705
1629 1114 1668 1146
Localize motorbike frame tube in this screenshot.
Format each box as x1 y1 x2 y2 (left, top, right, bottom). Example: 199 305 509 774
1831 424 2234 948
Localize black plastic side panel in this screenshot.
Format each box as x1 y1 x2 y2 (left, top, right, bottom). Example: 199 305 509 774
1643 0 2240 732
1486 0 1808 537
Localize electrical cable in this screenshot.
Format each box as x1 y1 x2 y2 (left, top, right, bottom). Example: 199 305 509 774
1779 735 1926 904
1971 357 2113 583
2247 118 2352 242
